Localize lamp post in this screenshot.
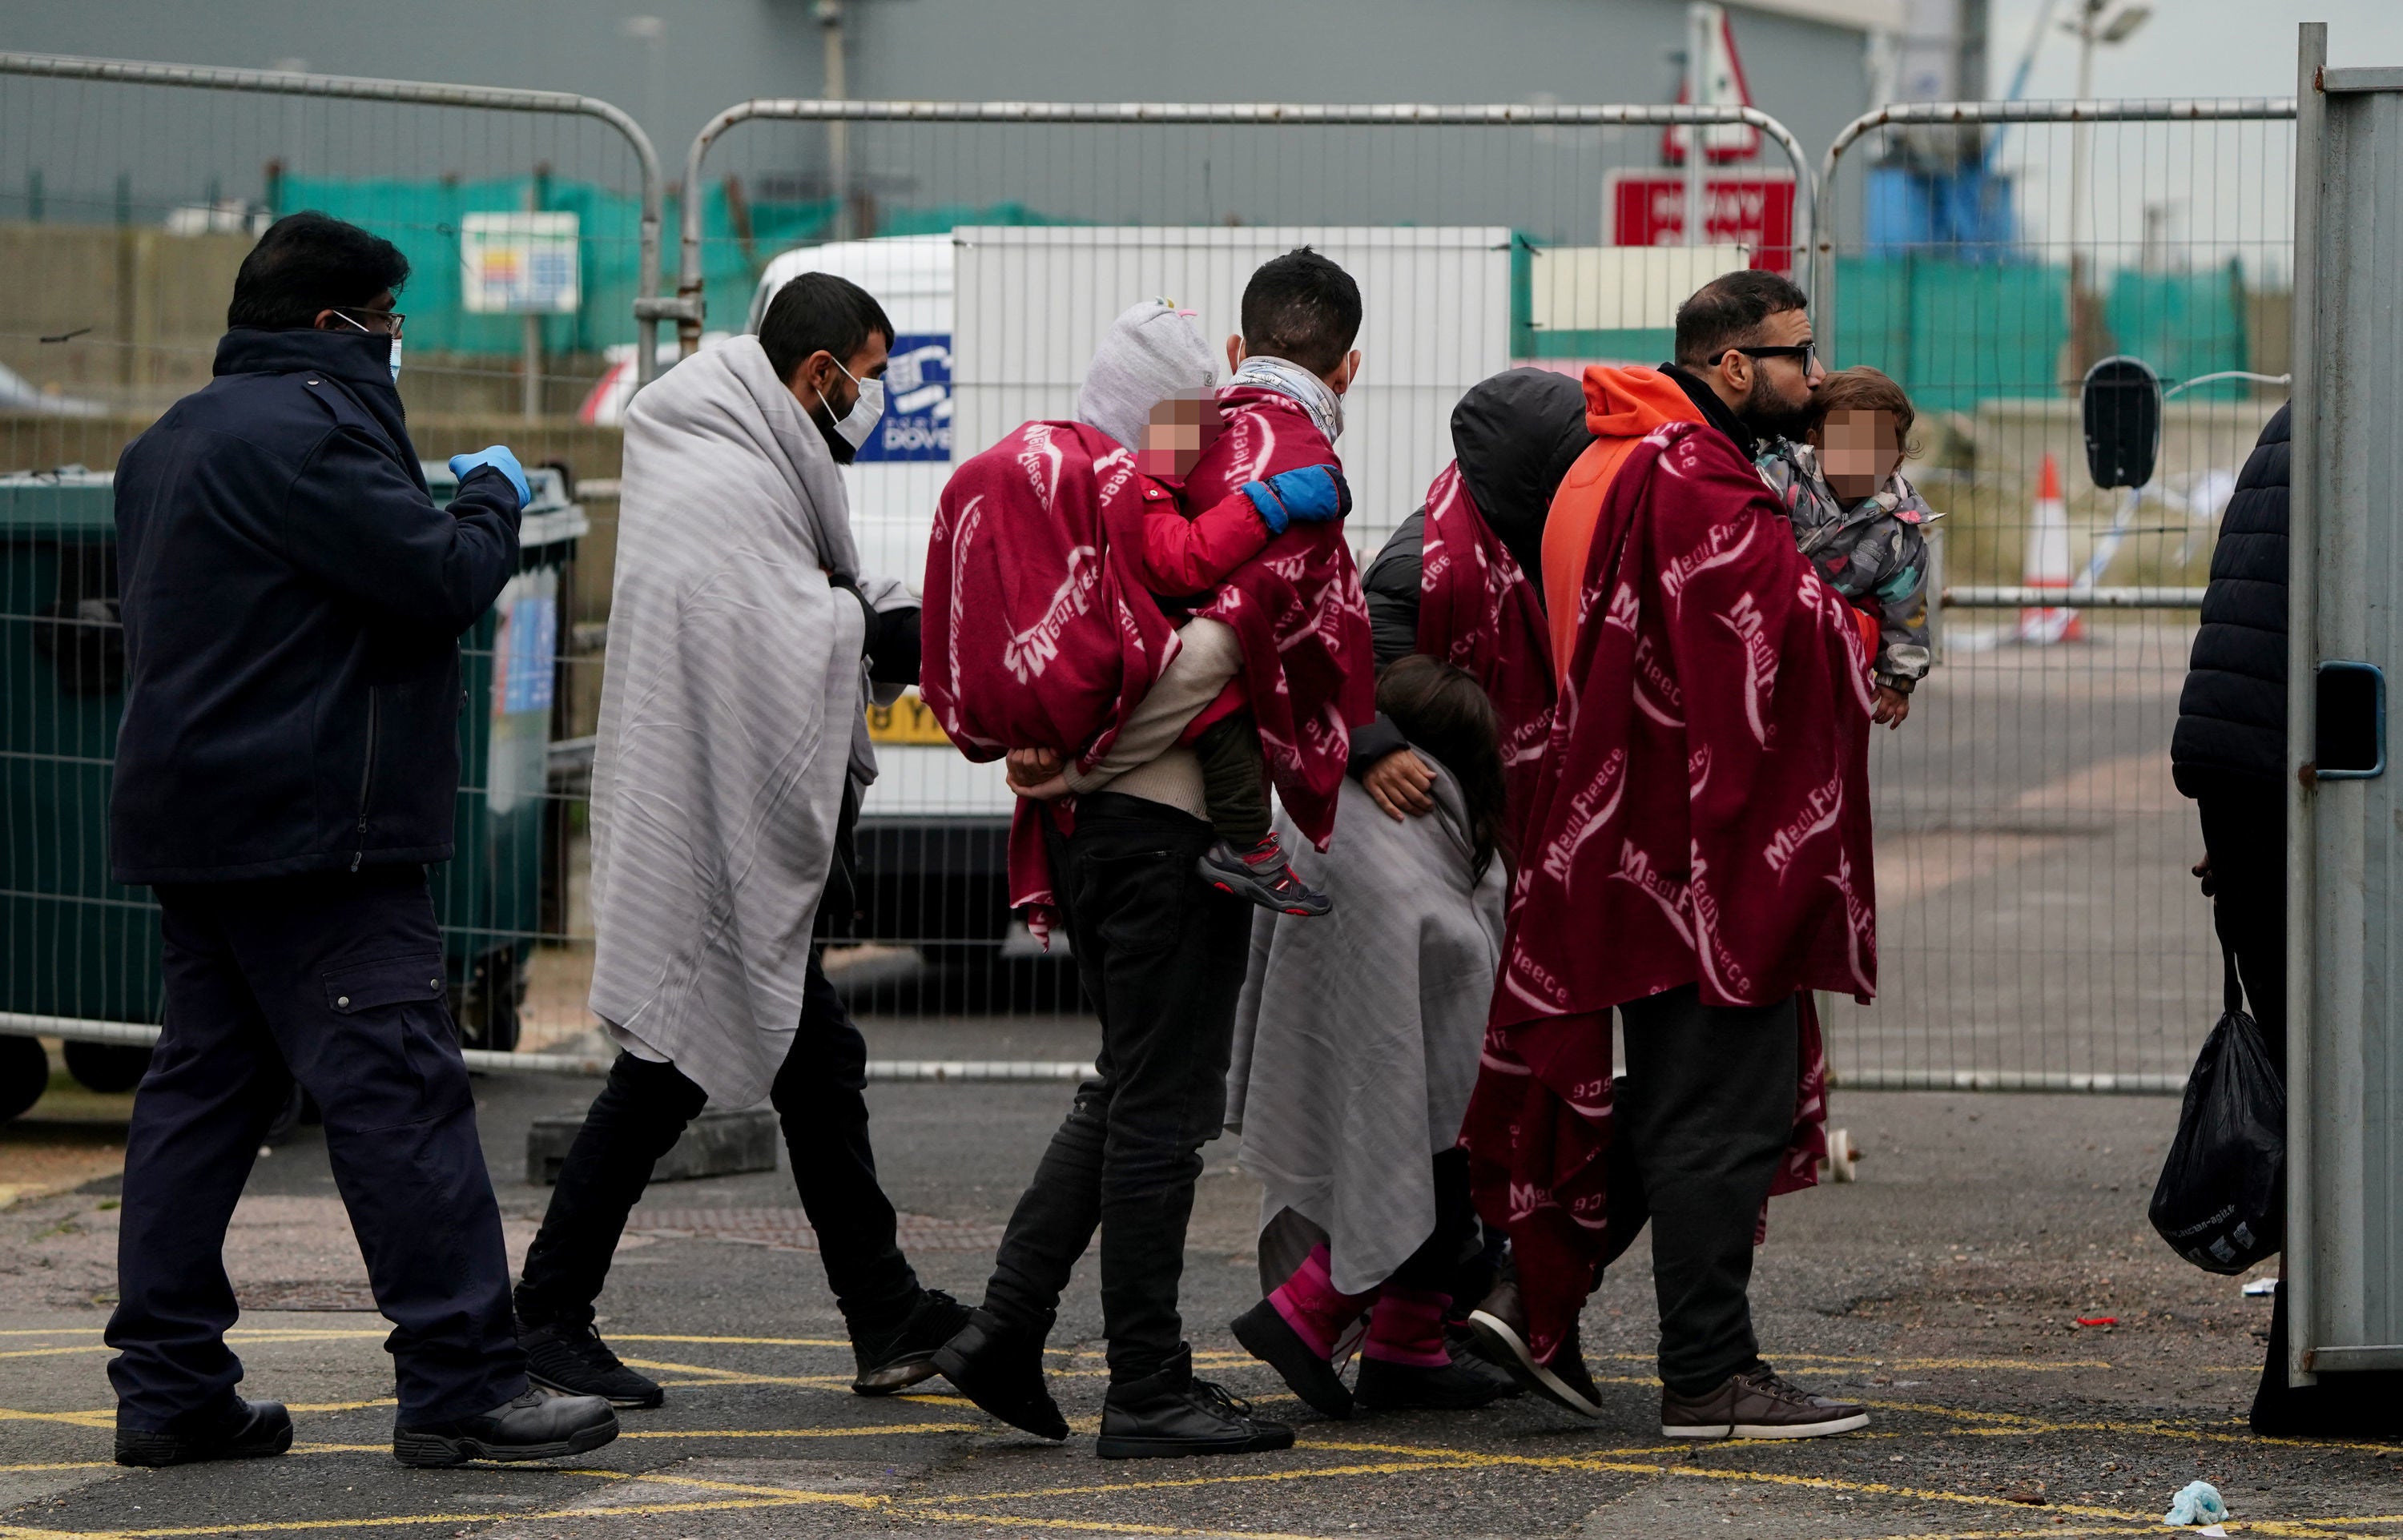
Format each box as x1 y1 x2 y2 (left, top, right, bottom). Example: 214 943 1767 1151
2063 0 2151 380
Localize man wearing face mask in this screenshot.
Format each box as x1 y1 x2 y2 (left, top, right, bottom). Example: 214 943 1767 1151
509 272 969 1412
106 211 617 1469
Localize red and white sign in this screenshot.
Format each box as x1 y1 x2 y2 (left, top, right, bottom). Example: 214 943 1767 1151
1606 170 1798 274
1663 6 1760 165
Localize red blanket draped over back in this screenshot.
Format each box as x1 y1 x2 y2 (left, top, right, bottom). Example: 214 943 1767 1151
1458 420 1879 1363
1415 460 1558 843
1176 384 1376 849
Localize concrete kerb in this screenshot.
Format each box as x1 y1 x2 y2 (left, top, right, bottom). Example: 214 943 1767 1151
670 98 1821 352
0 50 668 387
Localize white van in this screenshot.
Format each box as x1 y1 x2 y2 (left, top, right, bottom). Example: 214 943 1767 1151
747 227 1515 959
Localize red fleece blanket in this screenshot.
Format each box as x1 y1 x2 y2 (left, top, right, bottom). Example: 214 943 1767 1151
921 421 1181 933
1177 384 1376 850
1415 460 1558 844
1458 420 1878 1364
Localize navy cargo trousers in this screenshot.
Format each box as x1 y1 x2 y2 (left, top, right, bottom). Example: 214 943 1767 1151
107 866 527 1431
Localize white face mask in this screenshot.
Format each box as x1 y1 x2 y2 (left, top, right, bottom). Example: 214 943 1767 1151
822 356 884 451
388 336 403 384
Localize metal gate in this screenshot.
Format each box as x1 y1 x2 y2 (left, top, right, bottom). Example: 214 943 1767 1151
0 53 661 1055
1813 93 2296 1092
2288 22 2403 1383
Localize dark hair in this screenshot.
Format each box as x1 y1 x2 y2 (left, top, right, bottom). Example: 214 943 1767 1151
1672 268 1811 368
1375 655 1508 883
759 271 896 387
226 211 409 330
1240 247 1363 377
1807 365 1920 457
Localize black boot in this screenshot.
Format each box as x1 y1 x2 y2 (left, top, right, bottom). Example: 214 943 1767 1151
852 1288 973 1396
1355 1353 1523 1413
115 1398 293 1468
932 1308 1067 1440
1097 1346 1296 1460
1229 1297 1353 1419
519 1321 664 1409
392 1388 620 1468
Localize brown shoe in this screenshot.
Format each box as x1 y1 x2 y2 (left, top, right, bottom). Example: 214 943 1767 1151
1660 1365 1869 1440
1463 1266 1604 1419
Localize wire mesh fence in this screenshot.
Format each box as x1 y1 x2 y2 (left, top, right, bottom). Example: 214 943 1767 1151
1813 99 2296 1090
0 55 660 1057
0 58 2313 1092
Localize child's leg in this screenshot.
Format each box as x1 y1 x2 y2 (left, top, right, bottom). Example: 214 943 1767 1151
1189 715 1332 917
1191 714 1272 846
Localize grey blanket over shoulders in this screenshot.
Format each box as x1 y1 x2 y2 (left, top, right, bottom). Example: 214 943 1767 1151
1226 760 1507 1296
587 334 904 1107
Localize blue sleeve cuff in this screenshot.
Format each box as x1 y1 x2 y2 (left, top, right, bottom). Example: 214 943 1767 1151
1241 480 1289 534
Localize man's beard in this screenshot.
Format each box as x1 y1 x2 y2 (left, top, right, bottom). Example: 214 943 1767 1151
814 408 859 464
1741 372 1813 442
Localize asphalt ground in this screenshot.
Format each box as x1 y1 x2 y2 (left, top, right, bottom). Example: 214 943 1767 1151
5 1019 2397 1540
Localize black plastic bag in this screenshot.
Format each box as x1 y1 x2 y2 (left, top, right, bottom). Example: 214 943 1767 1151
2149 949 2284 1274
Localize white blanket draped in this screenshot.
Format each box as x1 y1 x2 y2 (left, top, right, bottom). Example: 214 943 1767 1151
587 334 903 1107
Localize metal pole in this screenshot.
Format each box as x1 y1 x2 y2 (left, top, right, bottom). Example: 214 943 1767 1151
0 50 669 388
675 98 1817 352
1685 2 1713 249
521 178 542 420
818 0 850 241
2066 1 2098 382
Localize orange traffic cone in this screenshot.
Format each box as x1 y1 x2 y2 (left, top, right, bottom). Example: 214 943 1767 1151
2015 452 2082 645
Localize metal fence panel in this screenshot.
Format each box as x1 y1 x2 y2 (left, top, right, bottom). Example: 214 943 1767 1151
1816 95 2296 1092
2288 24 2403 1381
0 54 658 1061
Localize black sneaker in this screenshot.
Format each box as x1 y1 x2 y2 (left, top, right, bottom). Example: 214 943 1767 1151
520 1321 663 1409
1097 1347 1296 1460
1197 835 1332 917
852 1288 973 1396
1463 1273 1604 1419
1229 1297 1353 1419
115 1397 293 1468
392 1387 619 1468
932 1308 1068 1441
1355 1353 1524 1413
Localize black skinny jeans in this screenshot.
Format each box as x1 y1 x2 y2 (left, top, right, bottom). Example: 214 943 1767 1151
514 955 920 1336
980 793 1252 1384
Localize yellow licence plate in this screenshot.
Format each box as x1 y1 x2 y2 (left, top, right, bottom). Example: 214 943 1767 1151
865 693 955 746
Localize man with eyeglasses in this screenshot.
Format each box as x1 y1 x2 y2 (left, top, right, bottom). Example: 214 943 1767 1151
1457 268 1880 1443
104 211 618 1470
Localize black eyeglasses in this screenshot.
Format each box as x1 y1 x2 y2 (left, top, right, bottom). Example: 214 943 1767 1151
330 307 407 338
1709 342 1818 371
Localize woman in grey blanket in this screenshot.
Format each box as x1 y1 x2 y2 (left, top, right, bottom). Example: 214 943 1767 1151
1223 657 1524 1418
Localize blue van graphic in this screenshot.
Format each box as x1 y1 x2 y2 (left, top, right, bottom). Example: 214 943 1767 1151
860 335 952 461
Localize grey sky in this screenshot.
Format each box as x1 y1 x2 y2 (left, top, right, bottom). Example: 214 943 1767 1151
1983 1 2402 100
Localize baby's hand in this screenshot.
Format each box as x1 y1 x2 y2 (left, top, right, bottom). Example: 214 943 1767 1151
1872 686 1912 730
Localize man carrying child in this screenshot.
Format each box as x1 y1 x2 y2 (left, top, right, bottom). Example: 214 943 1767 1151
921 251 1373 1459
1460 269 1881 1440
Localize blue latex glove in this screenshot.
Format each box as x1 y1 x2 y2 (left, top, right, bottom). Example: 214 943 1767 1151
2163 1481 2228 1527
1240 464 1351 534
448 445 531 510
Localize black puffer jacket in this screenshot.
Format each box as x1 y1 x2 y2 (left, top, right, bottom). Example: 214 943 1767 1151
1351 368 1593 769
2172 404 2290 798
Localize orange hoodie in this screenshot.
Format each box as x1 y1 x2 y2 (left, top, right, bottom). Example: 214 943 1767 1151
1540 366 1705 673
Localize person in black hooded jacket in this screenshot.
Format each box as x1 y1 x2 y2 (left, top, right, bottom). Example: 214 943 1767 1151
2171 401 2403 1437
1347 368 1594 817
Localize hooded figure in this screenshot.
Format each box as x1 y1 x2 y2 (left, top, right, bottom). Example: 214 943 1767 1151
586 332 909 1107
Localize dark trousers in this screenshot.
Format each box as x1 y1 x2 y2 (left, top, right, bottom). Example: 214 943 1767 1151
1387 1148 1478 1293
982 793 1252 1383
1193 713 1270 846
1612 983 1800 1398
109 867 525 1429
2197 793 2285 1073
514 955 920 1335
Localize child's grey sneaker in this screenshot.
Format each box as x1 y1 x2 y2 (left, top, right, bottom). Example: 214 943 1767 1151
1197 835 1332 917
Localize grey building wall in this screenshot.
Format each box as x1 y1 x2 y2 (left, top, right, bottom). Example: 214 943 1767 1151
2 0 1869 191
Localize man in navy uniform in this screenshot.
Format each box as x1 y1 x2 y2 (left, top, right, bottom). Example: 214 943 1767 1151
103 211 618 1470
